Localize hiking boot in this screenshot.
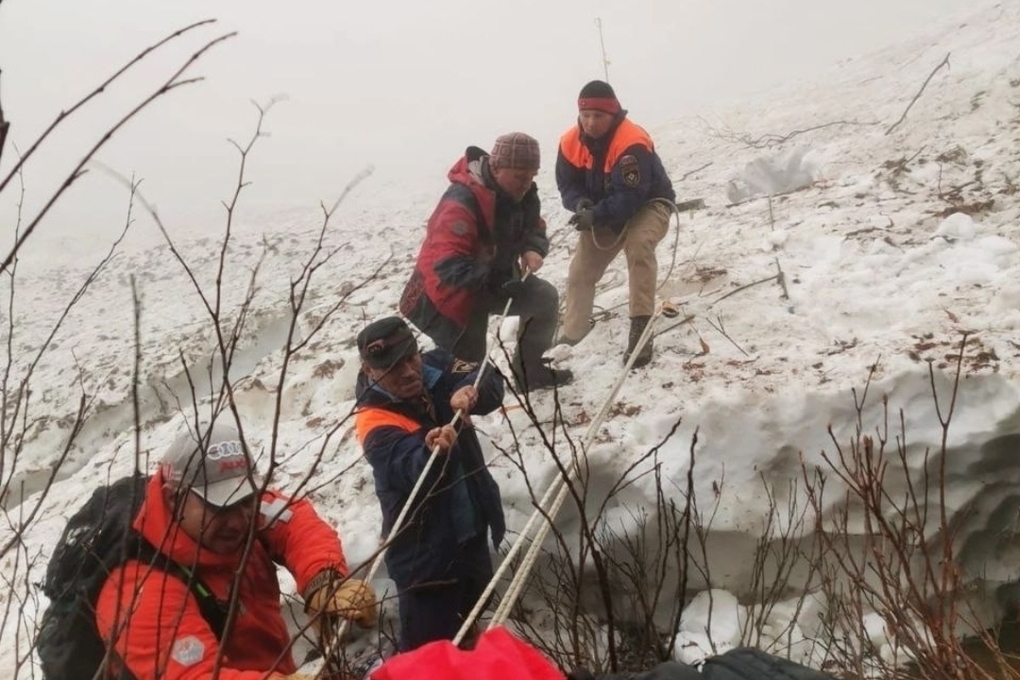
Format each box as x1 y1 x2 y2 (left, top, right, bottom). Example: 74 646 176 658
512 365 574 393
623 315 653 368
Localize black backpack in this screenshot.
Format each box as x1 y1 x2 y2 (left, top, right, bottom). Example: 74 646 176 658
569 647 838 680
36 472 230 680
703 648 837 680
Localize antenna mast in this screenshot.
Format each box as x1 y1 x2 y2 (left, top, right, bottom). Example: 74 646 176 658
595 17 610 82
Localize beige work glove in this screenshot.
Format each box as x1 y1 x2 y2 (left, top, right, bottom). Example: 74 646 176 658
305 572 379 628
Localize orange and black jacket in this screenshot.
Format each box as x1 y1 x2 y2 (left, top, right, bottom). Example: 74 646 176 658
556 113 675 232
355 349 506 588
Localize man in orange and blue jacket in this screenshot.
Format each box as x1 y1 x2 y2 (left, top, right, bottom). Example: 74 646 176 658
556 80 676 367
354 316 506 652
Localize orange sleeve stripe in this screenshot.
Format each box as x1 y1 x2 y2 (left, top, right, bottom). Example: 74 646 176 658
355 407 422 445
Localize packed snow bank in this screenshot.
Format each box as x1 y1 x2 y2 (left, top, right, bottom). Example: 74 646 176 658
3 0 1020 676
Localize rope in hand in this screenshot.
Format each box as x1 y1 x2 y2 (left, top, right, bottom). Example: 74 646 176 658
315 270 533 673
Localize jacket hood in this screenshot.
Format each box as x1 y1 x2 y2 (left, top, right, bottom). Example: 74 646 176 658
448 146 491 188
133 470 257 570
444 147 499 231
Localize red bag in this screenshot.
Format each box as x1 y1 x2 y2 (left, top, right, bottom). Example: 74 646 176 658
371 627 564 680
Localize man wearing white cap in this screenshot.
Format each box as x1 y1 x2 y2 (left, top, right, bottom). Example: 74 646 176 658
92 421 376 679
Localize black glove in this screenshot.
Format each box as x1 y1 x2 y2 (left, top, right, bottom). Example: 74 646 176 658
568 208 595 231
575 198 594 212
501 279 526 298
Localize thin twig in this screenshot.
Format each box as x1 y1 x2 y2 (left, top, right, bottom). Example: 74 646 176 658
0 27 235 274
704 315 750 356
709 273 778 306
130 275 143 474
712 119 880 149
0 20 217 195
886 52 951 136
680 162 712 181
774 258 789 300
0 69 9 168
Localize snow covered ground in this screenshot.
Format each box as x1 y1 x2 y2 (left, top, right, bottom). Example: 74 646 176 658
3 0 1020 676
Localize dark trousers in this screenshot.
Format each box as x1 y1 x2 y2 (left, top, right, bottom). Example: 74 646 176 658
451 275 559 370
396 536 494 652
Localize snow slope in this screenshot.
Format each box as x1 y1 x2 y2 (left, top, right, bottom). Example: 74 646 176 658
2 0 1020 674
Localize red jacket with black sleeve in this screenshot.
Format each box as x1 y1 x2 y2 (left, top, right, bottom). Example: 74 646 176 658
93 472 349 679
399 146 549 350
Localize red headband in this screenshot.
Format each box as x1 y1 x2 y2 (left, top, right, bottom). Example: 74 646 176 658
577 97 620 115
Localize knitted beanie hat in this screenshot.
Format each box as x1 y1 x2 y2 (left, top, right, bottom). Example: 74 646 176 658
577 80 621 115
489 132 541 171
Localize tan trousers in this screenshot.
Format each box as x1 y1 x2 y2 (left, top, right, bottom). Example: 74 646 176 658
562 201 671 341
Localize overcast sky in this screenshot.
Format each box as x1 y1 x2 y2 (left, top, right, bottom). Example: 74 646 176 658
0 0 975 260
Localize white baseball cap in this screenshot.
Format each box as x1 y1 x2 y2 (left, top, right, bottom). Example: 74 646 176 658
161 421 259 507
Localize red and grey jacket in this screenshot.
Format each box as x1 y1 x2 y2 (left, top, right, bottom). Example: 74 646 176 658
399 147 549 349
556 115 675 232
94 472 349 679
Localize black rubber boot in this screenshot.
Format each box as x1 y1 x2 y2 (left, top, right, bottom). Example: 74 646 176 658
515 365 574 393
511 347 574 393
623 315 653 368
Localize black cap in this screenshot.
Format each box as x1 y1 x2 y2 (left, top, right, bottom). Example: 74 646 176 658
357 317 419 369
579 80 617 99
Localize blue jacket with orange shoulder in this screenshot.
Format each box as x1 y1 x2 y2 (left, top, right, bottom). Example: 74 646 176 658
556 114 675 232
355 349 506 587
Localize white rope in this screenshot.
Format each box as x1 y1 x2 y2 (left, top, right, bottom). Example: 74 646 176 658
587 198 688 323
453 299 674 642
320 271 531 662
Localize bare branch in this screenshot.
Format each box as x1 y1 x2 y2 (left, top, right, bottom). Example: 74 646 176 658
886 52 951 136
0 25 235 274
0 69 9 168
680 162 712 181
0 20 216 195
710 119 880 149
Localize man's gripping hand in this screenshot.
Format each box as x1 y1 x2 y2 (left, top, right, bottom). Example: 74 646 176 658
305 573 379 628
425 424 458 454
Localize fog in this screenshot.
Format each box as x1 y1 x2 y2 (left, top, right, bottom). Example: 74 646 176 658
0 0 974 262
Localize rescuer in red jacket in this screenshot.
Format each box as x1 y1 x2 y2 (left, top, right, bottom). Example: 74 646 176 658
399 132 572 392
93 421 377 679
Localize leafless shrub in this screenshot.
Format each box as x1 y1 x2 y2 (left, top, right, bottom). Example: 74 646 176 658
803 337 1020 680
487 331 1020 680
0 30 387 676
703 118 879 150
